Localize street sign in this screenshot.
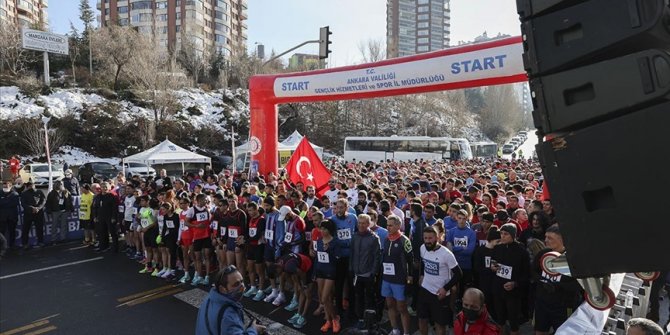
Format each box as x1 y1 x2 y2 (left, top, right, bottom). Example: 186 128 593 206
21 28 69 55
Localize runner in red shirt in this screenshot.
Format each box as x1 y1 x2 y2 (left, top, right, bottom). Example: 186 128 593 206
9 156 20 179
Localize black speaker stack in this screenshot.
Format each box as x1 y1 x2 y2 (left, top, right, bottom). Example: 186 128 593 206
517 0 670 278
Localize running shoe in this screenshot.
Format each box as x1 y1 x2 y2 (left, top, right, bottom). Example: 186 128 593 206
332 316 341 333
320 321 331 333
264 289 278 303
284 298 299 312
151 268 160 277
179 273 191 284
252 290 266 302
288 313 300 324
272 292 286 306
202 275 210 286
293 315 306 329
243 286 258 298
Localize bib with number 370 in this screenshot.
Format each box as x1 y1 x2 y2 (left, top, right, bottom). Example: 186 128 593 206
337 228 351 240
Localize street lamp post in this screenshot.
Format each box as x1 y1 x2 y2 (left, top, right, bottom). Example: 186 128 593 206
41 116 53 192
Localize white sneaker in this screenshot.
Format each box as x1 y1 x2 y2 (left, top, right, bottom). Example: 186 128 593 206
264 289 279 303
160 269 173 278
272 292 286 306
156 268 167 277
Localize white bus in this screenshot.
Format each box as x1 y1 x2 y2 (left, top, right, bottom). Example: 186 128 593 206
470 142 498 158
343 136 473 162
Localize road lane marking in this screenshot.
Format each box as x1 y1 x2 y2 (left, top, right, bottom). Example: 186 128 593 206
116 284 181 303
119 288 184 307
0 257 104 280
23 326 57 335
33 314 59 322
0 320 49 335
67 245 89 251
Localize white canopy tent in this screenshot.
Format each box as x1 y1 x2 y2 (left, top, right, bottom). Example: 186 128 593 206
123 139 211 174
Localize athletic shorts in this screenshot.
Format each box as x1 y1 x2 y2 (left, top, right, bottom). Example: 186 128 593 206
180 232 193 248
315 270 336 280
123 221 133 233
163 234 177 251
417 287 453 326
192 237 213 252
226 238 246 252
264 245 277 263
143 230 158 248
381 280 406 301
246 243 265 264
79 219 94 230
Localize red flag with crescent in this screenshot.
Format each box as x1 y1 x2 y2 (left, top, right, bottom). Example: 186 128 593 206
285 137 331 197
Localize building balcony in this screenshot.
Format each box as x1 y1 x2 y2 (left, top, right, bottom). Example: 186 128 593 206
97 0 101 10
241 21 247 30
17 0 32 12
41 0 48 8
239 10 247 20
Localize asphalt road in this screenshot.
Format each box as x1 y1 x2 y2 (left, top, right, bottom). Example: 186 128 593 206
2 243 667 335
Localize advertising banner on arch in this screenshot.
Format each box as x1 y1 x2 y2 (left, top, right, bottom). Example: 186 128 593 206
273 41 524 98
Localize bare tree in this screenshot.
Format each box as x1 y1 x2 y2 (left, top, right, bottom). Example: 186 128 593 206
92 25 142 90
177 28 210 87
126 35 188 123
480 84 523 143
18 119 66 157
0 22 36 76
68 22 81 83
358 38 386 63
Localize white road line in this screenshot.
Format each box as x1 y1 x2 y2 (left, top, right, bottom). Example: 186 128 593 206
67 245 89 251
0 257 104 280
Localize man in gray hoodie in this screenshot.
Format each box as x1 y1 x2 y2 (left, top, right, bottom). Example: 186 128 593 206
350 213 381 328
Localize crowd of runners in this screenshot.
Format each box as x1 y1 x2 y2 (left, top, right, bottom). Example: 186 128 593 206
1 157 669 335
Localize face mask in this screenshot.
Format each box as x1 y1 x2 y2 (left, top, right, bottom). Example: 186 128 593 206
462 307 480 322
2 188 10 193
226 284 245 302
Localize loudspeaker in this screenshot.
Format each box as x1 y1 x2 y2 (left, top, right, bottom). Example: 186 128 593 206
520 0 670 77
537 101 670 277
517 0 587 19
531 49 670 133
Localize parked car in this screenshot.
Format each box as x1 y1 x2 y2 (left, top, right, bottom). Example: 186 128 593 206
19 163 65 187
78 161 119 183
122 162 156 179
502 144 515 154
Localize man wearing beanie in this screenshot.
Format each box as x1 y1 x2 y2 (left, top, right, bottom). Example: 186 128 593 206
490 223 529 335
472 227 502 321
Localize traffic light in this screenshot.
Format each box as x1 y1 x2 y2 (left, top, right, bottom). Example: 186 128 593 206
319 26 332 60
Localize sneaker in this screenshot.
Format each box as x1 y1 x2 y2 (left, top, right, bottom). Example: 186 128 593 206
139 266 151 274
179 273 191 284
288 313 300 324
252 290 266 302
285 298 299 312
151 268 160 277
264 289 279 303
243 286 258 298
390 329 402 335
264 286 273 295
191 275 202 286
320 320 332 333
332 316 341 333
293 315 306 329
161 269 173 279
202 275 210 286
156 268 167 277
407 306 417 317
272 292 286 306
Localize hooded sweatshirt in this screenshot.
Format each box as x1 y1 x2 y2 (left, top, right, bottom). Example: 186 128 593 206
195 288 258 335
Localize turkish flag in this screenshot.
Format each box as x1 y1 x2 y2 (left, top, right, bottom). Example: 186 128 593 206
285 137 331 197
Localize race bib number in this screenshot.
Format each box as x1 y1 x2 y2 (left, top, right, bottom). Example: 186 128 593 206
454 237 468 248
249 228 257 237
141 218 149 228
166 220 175 229
180 220 187 231
118 205 124 213
305 231 312 241
210 220 218 230
196 212 208 221
317 251 330 263
228 228 238 238
220 227 226 237
496 264 513 280
382 263 396 275
264 230 274 240
131 208 138 215
337 228 352 240
157 215 164 223
284 232 293 243
313 241 317 251
479 239 487 246
485 256 491 268
79 211 86 219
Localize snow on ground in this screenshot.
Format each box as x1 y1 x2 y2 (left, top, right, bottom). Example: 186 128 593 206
0 86 248 133
51 146 120 167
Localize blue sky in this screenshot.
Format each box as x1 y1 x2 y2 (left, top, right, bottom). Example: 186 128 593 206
49 0 521 67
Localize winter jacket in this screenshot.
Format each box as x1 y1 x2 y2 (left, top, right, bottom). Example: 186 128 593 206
350 229 381 277
454 306 501 335
45 190 74 213
63 177 79 196
491 241 530 297
195 288 258 335
0 190 20 219
92 193 118 221
20 189 45 214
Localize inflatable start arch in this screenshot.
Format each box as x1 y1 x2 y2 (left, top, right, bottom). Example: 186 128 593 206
248 36 527 177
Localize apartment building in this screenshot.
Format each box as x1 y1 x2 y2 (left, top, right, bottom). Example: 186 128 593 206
98 0 247 56
386 0 451 58
0 0 48 29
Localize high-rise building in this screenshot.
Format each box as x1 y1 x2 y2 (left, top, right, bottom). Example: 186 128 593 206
288 53 323 70
97 0 247 57
386 0 450 58
0 0 49 29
